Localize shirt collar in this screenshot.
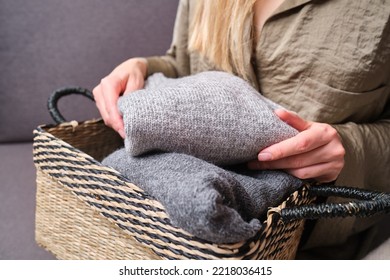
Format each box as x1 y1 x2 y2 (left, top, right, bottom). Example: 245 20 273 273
272 0 313 16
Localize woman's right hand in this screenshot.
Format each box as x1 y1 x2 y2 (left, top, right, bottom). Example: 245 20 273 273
93 57 148 138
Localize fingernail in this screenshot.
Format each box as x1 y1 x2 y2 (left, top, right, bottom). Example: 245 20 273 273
118 129 125 139
258 152 273 161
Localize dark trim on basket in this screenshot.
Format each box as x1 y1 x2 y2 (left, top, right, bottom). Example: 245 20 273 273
47 87 94 124
280 185 390 222
80 192 266 259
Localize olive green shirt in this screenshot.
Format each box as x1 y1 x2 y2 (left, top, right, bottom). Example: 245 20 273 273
145 0 390 253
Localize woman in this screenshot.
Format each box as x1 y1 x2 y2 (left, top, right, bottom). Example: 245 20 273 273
93 0 390 259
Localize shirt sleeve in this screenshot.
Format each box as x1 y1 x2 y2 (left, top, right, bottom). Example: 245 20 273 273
146 0 191 78
304 111 390 250
333 106 390 193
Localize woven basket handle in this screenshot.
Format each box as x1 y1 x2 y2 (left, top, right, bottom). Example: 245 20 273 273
48 87 94 124
280 184 390 222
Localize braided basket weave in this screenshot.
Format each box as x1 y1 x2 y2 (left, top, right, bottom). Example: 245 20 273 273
33 119 315 260
33 87 390 260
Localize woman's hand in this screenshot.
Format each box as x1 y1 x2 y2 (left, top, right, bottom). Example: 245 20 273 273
248 109 345 182
93 57 148 138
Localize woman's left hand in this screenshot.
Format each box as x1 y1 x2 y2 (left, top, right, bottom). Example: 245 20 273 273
248 109 345 183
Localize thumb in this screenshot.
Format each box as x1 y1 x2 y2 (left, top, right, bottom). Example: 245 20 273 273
274 109 311 132
124 72 145 95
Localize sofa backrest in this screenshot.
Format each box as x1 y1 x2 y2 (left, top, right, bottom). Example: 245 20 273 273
0 0 179 142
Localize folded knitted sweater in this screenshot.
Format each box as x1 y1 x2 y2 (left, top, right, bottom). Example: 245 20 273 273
102 150 302 243
102 71 302 243
118 71 298 165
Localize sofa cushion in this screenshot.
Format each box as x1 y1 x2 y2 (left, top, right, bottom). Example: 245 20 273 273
0 0 179 142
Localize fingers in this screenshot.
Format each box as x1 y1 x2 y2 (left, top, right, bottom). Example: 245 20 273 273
124 71 145 95
249 110 345 183
92 85 109 122
122 57 147 95
102 75 127 133
274 109 310 131
92 58 147 138
286 161 344 182
93 75 126 138
249 140 345 181
252 141 342 170
258 123 336 161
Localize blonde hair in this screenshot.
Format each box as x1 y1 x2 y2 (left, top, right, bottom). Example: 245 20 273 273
188 0 256 81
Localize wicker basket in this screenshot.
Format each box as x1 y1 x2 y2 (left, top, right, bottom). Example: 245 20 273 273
32 88 390 260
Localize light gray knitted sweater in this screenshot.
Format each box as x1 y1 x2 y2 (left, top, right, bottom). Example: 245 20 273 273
118 71 298 165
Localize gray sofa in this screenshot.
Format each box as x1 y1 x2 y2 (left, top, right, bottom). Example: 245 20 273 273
0 0 179 259
1 0 388 260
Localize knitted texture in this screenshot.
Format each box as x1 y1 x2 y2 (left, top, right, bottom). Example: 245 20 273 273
102 149 302 243
118 71 298 165
106 71 303 243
